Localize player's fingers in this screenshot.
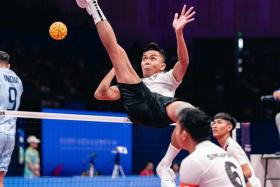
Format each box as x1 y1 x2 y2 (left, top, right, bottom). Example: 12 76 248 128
181 5 187 15
174 13 179 20
185 18 195 24
185 6 194 16
186 11 196 20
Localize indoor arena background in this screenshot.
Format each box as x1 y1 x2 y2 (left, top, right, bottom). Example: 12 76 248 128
0 0 280 186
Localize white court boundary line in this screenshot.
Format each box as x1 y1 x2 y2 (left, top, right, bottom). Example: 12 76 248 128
0 110 131 123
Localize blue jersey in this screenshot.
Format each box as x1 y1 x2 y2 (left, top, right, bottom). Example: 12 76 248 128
0 68 23 135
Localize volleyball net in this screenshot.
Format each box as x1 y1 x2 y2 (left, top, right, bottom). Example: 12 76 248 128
2 108 176 187
1 108 250 187
0 110 131 123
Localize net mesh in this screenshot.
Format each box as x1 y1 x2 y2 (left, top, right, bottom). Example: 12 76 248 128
3 109 247 187
4 110 182 187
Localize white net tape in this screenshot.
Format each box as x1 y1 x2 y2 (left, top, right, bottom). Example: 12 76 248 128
0 110 131 123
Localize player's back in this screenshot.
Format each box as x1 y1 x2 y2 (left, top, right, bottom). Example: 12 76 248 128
180 141 246 187
0 68 23 135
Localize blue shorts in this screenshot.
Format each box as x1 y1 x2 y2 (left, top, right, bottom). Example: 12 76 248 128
0 132 15 174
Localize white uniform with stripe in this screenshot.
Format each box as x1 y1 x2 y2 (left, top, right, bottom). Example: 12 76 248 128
180 141 246 187
0 68 23 173
224 137 261 187
0 68 23 135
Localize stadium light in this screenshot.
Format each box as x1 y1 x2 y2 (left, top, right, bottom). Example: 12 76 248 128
238 38 244 50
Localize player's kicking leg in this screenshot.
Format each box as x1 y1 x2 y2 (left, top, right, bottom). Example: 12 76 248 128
76 0 141 84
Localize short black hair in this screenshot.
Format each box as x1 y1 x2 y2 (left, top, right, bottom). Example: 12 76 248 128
214 112 237 130
143 42 166 61
0 51 10 63
177 108 211 143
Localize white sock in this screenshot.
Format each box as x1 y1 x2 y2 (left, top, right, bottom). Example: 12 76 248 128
87 0 107 24
157 143 180 176
160 168 176 187
161 179 176 187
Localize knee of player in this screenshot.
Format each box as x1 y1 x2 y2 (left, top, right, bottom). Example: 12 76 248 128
156 159 168 176
156 163 162 176
175 102 195 117
94 89 105 100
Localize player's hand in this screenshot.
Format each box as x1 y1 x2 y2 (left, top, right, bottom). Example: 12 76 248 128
173 5 196 32
34 164 40 170
273 90 280 100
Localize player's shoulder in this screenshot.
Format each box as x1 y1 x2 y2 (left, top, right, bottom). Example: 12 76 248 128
227 137 243 150
10 69 20 77
158 69 178 82
199 140 226 153
0 68 5 74
0 68 7 80
9 69 22 82
189 141 223 161
0 68 18 76
196 141 232 165
161 69 173 76
181 144 215 171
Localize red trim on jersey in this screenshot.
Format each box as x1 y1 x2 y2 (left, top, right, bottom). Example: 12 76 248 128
180 183 199 187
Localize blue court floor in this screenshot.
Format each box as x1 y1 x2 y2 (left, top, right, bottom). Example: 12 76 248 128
5 176 178 187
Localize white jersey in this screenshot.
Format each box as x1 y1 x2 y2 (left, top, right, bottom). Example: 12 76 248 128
142 69 180 97
0 68 23 135
224 137 261 187
180 141 246 187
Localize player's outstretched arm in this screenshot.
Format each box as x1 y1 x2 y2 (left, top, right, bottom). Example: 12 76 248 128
172 5 195 82
94 68 120 101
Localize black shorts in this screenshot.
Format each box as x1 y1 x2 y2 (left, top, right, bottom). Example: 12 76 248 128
118 82 181 128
